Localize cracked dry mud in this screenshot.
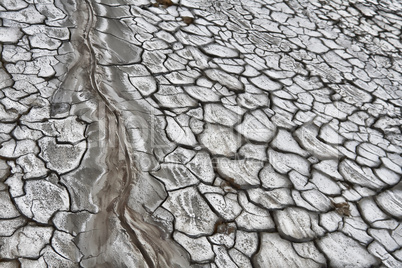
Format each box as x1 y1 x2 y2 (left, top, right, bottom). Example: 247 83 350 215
0 0 401 267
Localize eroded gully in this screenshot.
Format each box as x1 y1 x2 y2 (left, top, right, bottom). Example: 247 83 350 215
59 0 190 266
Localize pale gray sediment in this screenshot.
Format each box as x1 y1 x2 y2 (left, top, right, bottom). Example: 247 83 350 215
0 0 402 267
52 0 191 266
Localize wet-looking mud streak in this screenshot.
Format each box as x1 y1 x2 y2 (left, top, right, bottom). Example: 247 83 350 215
0 0 401 267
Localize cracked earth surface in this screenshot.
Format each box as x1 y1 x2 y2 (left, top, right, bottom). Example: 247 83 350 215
0 0 401 267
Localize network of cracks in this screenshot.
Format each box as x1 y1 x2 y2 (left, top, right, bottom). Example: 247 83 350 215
0 0 401 267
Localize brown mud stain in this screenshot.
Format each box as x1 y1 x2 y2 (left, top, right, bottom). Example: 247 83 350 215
332 201 351 217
